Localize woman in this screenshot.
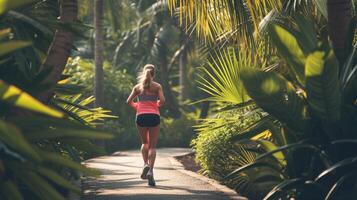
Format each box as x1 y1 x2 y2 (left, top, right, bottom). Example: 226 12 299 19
126 64 165 186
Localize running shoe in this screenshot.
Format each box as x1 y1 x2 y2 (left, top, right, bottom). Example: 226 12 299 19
147 170 156 186
140 164 150 179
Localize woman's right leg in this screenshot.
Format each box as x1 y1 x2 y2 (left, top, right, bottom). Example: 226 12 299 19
148 125 160 170
137 125 149 164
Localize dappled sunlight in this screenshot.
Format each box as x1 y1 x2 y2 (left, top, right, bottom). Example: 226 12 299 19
260 77 281 94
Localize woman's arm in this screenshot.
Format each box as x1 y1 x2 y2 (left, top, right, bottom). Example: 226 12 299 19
157 85 165 107
126 86 139 109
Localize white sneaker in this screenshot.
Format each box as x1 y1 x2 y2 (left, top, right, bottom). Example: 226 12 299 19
147 170 156 186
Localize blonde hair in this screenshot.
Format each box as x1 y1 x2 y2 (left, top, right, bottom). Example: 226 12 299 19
138 64 155 90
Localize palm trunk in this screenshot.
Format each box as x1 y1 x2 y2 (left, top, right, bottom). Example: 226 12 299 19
327 0 352 65
94 0 104 107
199 101 210 119
179 48 188 102
38 0 78 103
160 58 181 118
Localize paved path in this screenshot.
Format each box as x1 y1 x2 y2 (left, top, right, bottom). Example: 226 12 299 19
82 148 242 200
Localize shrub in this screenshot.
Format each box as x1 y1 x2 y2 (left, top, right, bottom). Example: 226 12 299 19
159 112 197 148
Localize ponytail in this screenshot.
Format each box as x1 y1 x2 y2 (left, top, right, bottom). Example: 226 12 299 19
138 64 155 90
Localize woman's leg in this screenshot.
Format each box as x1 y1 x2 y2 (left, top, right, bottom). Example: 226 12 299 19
137 125 149 165
148 125 160 170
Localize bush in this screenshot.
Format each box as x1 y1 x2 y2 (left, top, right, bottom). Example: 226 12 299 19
159 112 197 148
191 108 271 199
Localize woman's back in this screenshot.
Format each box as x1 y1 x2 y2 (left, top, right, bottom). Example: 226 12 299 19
136 83 160 115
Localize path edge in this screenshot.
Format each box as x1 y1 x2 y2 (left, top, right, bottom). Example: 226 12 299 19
168 155 248 200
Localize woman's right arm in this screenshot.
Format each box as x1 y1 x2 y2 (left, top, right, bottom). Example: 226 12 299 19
126 86 138 109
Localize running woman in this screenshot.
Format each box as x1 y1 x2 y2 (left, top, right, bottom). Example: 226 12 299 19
126 64 165 186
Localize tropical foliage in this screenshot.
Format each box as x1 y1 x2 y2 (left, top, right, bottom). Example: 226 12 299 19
0 1 113 199
169 0 357 200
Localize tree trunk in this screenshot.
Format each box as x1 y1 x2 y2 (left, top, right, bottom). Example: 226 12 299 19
179 47 188 102
38 0 78 103
199 101 210 119
94 0 104 107
327 0 352 65
160 58 181 118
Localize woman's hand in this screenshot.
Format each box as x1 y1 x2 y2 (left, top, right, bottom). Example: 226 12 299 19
129 101 138 109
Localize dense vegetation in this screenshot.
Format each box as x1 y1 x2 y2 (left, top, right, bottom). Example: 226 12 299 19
168 1 357 199
0 0 113 199
1 0 356 200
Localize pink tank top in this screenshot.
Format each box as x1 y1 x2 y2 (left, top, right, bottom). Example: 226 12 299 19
136 90 160 116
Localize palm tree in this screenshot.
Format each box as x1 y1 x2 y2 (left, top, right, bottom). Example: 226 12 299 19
38 0 78 103
179 46 188 101
167 0 353 65
94 0 104 107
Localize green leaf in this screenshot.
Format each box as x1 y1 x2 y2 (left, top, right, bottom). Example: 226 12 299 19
0 80 63 118
241 69 307 132
197 48 251 104
0 141 25 162
268 24 306 85
256 140 286 166
254 141 332 169
305 49 341 121
0 180 23 200
27 128 113 141
293 14 317 53
231 116 275 141
37 167 80 194
263 178 307 200
0 0 40 15
0 41 32 56
324 172 357 200
38 150 100 176
18 171 66 200
315 157 357 184
225 161 282 180
60 139 105 155
0 120 41 162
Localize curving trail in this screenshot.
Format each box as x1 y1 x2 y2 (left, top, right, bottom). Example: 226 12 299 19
82 148 246 200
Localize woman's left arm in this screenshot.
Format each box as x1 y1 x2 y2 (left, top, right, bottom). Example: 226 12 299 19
126 86 139 109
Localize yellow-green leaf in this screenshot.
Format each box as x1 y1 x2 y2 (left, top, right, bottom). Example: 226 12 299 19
27 129 113 141
269 24 306 85
0 41 32 56
305 49 341 121
0 0 39 15
0 80 63 118
257 140 286 166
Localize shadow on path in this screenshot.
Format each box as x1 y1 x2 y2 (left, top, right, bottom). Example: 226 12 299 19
82 148 231 200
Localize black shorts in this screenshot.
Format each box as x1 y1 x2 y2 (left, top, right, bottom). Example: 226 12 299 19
136 114 160 127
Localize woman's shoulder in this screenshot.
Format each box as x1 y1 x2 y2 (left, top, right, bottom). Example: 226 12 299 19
152 82 162 89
